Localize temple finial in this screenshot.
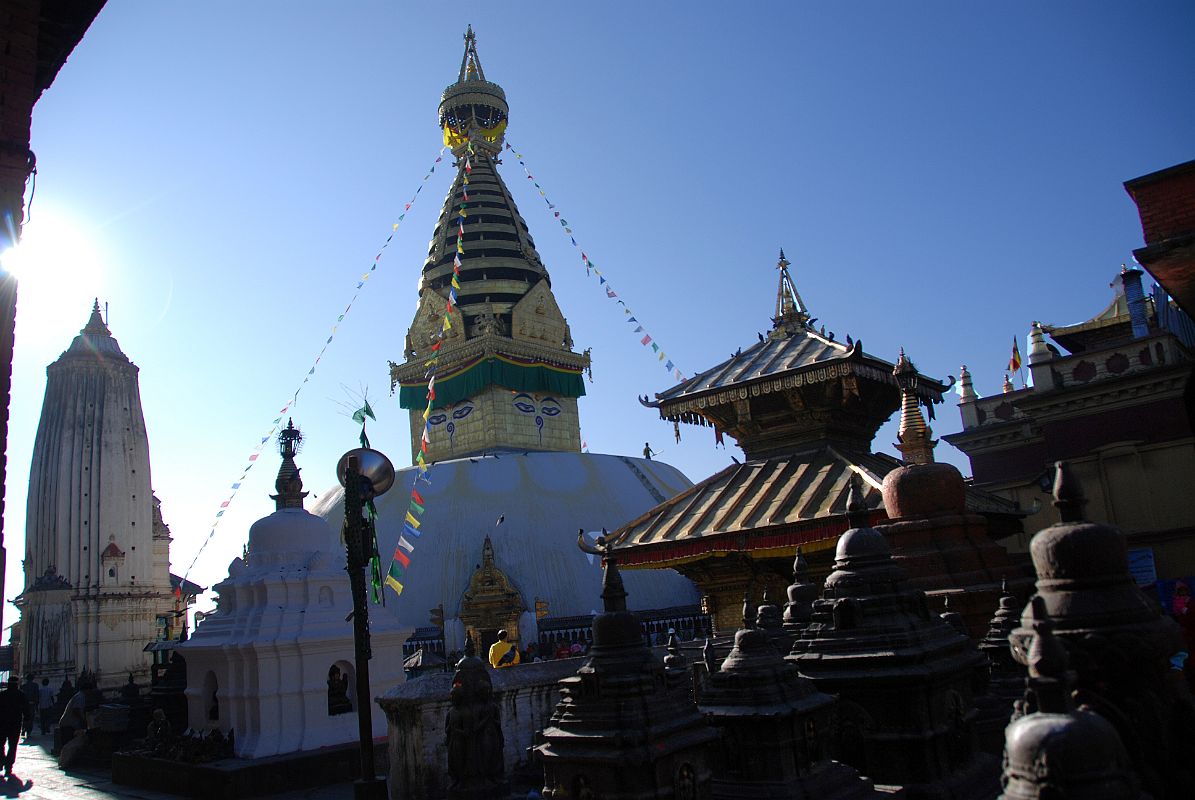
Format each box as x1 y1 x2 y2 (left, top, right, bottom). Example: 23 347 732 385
441 27 508 155
457 25 486 83
892 350 936 465
271 419 307 510
82 299 110 336
770 248 810 338
957 364 977 403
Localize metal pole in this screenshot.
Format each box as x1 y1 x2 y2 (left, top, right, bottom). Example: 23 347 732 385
342 456 387 800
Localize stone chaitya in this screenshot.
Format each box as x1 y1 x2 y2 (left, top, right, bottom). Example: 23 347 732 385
697 620 881 798
536 534 715 799
998 596 1145 799
972 581 1027 754
1008 462 1195 799
788 475 999 798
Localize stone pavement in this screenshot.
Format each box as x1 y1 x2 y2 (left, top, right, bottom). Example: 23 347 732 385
3 730 357 800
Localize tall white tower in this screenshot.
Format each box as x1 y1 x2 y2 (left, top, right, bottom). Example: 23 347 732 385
16 301 173 687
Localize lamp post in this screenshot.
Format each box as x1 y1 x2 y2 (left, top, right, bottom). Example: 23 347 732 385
337 447 395 800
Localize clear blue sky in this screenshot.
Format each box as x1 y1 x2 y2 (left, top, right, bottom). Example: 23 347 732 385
3 2 1193 619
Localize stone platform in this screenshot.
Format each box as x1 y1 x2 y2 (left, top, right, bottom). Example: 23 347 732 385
111 737 386 799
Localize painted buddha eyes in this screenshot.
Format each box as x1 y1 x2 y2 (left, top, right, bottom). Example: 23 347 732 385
428 400 474 430
512 394 561 416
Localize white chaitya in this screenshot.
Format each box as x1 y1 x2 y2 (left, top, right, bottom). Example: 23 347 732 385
180 424 409 759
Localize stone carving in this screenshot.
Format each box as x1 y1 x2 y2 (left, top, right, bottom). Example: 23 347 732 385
445 640 506 799
512 281 568 349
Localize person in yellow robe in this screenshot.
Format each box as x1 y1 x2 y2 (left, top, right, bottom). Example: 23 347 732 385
487 630 520 668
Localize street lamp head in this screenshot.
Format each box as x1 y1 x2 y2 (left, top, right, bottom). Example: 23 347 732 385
336 447 396 500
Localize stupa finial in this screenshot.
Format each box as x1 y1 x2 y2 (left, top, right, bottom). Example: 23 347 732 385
770 248 810 338
892 349 936 465
270 418 307 510
441 26 508 155
457 25 486 83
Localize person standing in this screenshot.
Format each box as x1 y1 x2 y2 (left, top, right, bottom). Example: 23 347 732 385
19 675 37 741
37 679 55 735
643 442 656 460
0 677 30 776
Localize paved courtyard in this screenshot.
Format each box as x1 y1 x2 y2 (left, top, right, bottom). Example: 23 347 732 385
1 730 355 800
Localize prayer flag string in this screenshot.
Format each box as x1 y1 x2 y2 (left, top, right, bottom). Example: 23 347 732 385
504 141 686 383
384 141 476 598
179 148 447 588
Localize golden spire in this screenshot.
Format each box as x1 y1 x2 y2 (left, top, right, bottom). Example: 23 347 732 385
892 349 936 465
457 24 486 83
770 248 810 338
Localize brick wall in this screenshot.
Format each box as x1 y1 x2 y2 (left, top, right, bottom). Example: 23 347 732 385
1124 160 1195 246
0 0 41 248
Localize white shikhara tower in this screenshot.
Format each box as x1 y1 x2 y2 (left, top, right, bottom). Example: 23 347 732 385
17 302 174 687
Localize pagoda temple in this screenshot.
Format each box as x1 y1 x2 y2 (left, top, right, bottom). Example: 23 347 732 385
617 253 1024 632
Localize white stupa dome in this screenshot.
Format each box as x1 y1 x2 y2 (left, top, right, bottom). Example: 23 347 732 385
247 507 340 565
312 451 699 628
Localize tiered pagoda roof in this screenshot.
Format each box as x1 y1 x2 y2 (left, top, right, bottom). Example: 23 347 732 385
619 251 1019 574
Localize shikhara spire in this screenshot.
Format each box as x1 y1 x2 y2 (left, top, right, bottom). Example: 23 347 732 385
771 248 810 338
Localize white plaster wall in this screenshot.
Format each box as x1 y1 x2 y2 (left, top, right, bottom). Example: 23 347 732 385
182 511 410 759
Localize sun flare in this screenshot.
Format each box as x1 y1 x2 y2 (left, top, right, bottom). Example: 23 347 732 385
0 208 106 339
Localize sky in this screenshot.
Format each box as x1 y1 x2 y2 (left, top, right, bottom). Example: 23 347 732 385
2 2 1193 624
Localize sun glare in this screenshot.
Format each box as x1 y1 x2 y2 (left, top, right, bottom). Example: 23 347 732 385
0 208 106 339
1 209 101 284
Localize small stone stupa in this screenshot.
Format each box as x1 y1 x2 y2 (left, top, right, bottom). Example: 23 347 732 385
788 475 1000 798
973 581 1027 754
1009 462 1195 800
697 621 881 798
536 535 715 798
999 597 1145 799
180 421 410 758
